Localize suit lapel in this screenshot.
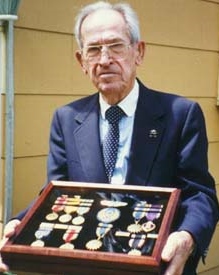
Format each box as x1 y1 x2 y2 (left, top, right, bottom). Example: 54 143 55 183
126 83 166 186
73 95 108 183
72 83 166 186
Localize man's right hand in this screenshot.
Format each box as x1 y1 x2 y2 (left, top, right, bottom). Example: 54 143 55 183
0 219 21 272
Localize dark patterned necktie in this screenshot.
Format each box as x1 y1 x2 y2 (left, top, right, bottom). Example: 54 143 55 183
102 105 126 182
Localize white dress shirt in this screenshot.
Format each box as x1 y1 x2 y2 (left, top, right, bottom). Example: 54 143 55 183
99 80 139 184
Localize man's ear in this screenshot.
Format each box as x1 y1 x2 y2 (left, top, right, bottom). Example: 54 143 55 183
135 41 146 66
75 50 88 74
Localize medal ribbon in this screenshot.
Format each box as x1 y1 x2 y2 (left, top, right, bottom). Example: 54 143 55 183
64 229 77 243
129 234 146 249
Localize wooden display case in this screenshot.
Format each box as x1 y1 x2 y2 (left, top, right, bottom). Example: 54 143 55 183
1 181 181 275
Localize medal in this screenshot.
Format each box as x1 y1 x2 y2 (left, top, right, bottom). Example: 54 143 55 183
45 200 66 221
127 209 145 233
30 239 45 247
128 234 146 256
46 212 58 221
59 205 78 223
60 242 75 249
141 221 156 233
97 207 120 223
59 213 72 223
72 216 85 225
60 225 82 249
85 239 102 251
128 248 142 256
86 223 112 251
31 222 54 247
64 205 78 213
72 202 92 225
127 223 142 233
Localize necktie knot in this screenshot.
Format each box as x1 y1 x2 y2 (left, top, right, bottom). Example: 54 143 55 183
105 105 125 124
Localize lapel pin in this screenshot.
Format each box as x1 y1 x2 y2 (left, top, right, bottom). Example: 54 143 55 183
149 129 158 138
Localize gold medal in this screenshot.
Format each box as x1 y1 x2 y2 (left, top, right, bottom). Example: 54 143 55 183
127 205 146 233
128 249 142 256
45 202 65 221
127 223 142 233
59 213 72 223
72 205 91 225
64 205 78 213
46 212 58 221
72 216 85 225
60 243 75 250
86 223 112 251
86 239 102 251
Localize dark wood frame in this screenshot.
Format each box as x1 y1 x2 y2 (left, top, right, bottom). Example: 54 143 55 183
1 181 181 275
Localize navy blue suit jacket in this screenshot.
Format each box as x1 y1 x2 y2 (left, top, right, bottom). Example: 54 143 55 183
18 80 219 272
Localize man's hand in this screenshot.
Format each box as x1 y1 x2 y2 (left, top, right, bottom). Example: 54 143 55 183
161 231 195 275
0 219 21 272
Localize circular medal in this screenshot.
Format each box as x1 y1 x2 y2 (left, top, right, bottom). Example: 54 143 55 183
127 223 142 233
141 221 156 233
31 239 45 247
128 249 142 256
86 239 102 251
72 216 85 225
59 213 72 223
97 207 120 223
46 212 58 221
64 205 78 214
60 243 75 250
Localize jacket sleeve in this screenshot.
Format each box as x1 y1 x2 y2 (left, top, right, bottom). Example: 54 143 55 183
47 109 69 182
174 102 219 257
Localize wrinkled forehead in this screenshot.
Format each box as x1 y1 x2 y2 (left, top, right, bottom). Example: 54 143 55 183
80 9 130 45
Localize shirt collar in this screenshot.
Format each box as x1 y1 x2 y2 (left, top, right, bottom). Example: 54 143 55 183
99 79 139 119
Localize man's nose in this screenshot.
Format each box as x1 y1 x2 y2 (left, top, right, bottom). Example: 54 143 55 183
99 47 112 64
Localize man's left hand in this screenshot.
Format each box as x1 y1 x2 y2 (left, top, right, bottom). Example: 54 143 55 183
161 230 195 275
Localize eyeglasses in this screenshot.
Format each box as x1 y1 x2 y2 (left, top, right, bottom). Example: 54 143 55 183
82 42 131 63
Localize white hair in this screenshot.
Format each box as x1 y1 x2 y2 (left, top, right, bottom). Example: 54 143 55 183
74 1 141 48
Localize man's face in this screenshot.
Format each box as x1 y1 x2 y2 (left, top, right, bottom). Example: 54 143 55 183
76 9 145 103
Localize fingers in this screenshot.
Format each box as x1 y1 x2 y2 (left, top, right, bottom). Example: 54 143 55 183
0 258 9 272
161 231 195 275
0 247 9 272
0 219 21 272
3 220 21 238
